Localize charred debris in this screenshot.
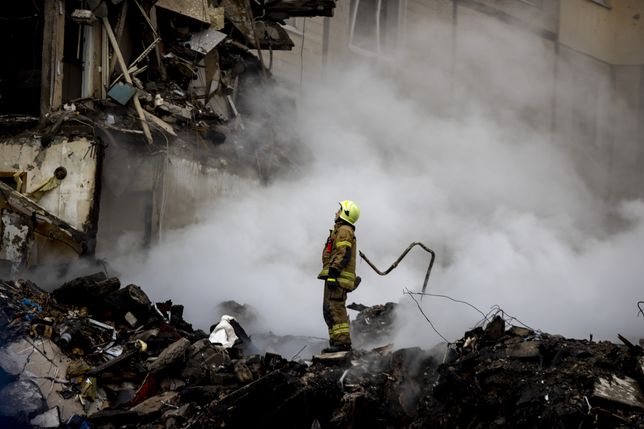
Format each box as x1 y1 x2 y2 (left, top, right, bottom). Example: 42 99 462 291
0 0 324 146
1 274 644 428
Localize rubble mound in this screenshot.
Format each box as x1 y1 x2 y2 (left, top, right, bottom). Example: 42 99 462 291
350 301 397 349
414 317 644 429
1 275 643 428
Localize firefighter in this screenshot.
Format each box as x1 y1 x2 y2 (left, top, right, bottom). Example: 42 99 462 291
318 200 361 353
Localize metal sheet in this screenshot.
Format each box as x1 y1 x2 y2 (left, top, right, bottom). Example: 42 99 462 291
155 0 210 23
187 28 226 55
108 82 137 105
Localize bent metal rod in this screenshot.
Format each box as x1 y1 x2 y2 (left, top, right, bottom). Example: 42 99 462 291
359 242 436 299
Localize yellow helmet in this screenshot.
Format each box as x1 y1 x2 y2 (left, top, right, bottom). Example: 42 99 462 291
338 200 360 225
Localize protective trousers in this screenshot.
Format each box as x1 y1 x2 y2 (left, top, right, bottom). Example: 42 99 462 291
322 280 351 346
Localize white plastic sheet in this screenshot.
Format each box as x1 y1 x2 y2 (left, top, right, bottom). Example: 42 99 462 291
208 315 239 348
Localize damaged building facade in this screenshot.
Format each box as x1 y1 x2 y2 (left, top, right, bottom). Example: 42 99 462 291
269 0 644 203
0 0 335 276
4 0 644 275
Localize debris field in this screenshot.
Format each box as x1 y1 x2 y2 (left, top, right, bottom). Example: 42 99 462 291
1 273 643 428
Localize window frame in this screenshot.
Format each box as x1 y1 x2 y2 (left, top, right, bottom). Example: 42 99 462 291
348 0 405 58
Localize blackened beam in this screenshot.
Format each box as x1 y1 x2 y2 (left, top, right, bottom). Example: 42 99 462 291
86 350 138 376
263 0 336 17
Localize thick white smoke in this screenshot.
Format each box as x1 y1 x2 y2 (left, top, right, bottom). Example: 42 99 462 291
110 15 644 349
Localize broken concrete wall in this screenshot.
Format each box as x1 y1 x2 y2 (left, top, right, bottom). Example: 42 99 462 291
0 136 98 274
0 136 100 231
0 180 90 276
0 211 31 270
1 0 336 271
157 154 259 231
96 136 260 254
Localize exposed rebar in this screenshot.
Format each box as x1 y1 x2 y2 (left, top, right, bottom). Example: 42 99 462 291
359 242 436 298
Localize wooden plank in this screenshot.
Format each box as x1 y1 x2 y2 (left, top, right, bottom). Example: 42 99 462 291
40 0 66 120
149 6 167 80
52 0 66 110
143 111 177 136
133 0 159 37
102 17 154 144
109 0 129 75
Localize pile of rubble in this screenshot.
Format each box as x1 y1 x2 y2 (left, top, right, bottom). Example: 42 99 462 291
413 316 644 428
38 0 314 173
1 274 643 428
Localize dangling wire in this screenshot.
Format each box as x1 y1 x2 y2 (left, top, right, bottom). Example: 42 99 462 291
404 288 449 343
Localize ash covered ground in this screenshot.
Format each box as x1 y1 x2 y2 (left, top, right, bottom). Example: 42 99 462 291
1 274 643 428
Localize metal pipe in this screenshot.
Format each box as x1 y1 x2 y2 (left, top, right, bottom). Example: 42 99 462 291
359 242 436 298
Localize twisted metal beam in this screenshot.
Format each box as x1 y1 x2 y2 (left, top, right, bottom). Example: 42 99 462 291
359 242 436 298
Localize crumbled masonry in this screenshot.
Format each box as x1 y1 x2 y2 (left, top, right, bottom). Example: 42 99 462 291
1 0 324 276
1 275 643 428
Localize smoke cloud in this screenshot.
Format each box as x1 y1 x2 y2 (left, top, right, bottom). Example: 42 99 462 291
109 14 644 350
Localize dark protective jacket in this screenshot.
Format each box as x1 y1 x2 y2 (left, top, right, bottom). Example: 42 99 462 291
317 220 357 290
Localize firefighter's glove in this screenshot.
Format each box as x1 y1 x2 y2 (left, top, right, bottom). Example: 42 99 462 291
327 267 340 279
353 276 362 291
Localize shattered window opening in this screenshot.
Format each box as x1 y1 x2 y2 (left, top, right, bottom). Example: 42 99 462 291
349 0 403 58
0 2 44 116
62 11 84 103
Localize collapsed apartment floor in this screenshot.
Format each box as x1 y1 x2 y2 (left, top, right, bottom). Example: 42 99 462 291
1 274 644 428
1 0 316 279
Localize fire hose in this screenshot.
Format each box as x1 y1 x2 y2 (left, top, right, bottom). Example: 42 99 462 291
359 242 436 298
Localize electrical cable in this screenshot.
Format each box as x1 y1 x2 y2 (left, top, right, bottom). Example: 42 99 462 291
406 291 488 321
404 288 449 343
478 305 540 334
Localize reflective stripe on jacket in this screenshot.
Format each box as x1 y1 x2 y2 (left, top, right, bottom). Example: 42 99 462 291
318 221 357 290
